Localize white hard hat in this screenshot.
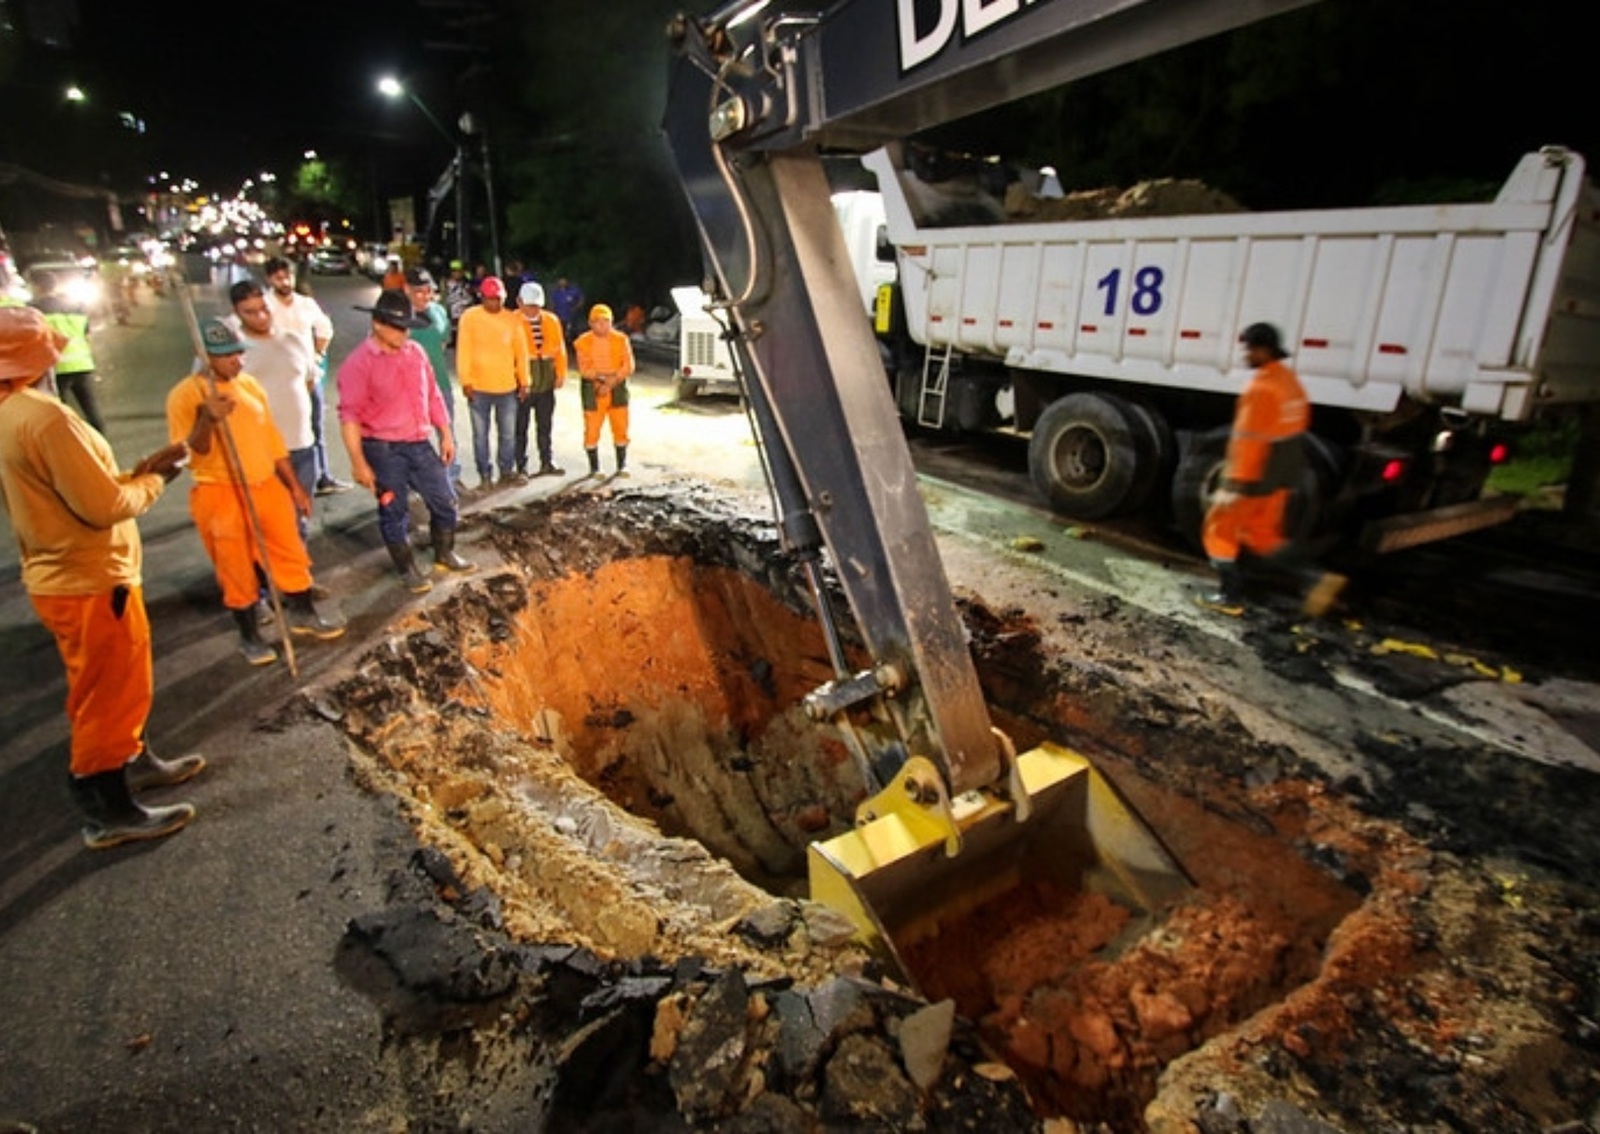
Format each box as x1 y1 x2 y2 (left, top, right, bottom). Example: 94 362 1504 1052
519 281 544 307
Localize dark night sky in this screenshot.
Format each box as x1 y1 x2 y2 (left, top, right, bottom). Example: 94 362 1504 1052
3 0 475 191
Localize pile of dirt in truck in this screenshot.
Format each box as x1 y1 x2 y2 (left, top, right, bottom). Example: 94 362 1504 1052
1004 177 1246 222
313 486 1600 1132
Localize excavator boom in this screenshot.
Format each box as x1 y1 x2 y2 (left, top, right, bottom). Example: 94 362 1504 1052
661 0 1316 980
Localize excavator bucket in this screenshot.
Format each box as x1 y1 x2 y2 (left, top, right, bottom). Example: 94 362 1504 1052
808 742 1191 990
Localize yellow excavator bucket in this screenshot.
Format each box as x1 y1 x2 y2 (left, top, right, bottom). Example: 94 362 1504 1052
808 742 1191 989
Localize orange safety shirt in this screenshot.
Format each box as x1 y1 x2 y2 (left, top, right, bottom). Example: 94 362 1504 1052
165 372 288 484
0 385 165 595
456 305 530 395
1222 358 1309 492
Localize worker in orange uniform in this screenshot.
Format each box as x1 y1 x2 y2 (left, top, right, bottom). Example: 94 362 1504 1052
1200 322 1343 616
0 306 201 849
516 281 568 477
573 303 635 477
166 318 346 665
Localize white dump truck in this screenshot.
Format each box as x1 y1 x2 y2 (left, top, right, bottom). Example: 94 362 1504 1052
862 143 1600 552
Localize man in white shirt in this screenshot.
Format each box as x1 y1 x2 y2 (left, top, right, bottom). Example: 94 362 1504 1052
227 278 318 542
262 255 346 495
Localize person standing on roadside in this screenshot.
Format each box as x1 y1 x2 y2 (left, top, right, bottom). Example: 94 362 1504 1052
550 276 585 344
455 276 529 488
573 303 635 477
405 267 464 491
263 256 346 495
167 319 345 665
0 306 201 850
225 279 318 543
1200 322 1344 617
516 281 567 478
28 269 106 434
337 289 473 593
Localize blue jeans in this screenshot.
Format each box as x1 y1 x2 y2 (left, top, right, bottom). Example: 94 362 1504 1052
309 357 336 484
360 438 459 547
289 446 317 545
441 386 463 481
515 388 557 471
469 390 519 481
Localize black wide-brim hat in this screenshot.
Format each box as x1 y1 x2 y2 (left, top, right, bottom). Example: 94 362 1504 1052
356 288 429 330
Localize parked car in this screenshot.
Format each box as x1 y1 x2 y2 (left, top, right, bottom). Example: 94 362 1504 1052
309 247 355 275
356 243 389 278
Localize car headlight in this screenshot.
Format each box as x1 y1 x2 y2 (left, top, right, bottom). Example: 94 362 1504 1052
63 277 101 307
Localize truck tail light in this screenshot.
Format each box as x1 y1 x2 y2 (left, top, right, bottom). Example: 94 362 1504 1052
1488 442 1510 464
1381 458 1406 483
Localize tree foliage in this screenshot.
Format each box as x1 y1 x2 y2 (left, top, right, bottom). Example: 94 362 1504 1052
494 0 697 310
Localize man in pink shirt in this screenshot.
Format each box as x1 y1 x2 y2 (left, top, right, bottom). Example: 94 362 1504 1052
336 289 473 593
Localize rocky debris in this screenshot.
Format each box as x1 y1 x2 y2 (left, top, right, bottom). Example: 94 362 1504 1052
336 860 1041 1131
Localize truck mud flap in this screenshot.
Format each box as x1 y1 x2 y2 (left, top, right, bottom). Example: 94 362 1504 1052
1362 496 1520 554
807 743 1192 992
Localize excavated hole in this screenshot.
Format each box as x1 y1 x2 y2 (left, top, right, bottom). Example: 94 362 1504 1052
331 490 1369 1128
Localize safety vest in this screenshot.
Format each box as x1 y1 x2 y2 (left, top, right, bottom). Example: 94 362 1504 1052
41 311 94 375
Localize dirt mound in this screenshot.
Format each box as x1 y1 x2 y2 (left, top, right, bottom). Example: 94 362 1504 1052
1005 178 1246 221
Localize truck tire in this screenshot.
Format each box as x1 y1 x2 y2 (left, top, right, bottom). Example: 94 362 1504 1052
1170 427 1331 551
1124 400 1176 517
1027 392 1152 520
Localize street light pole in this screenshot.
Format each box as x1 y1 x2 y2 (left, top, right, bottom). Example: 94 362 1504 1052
377 76 467 267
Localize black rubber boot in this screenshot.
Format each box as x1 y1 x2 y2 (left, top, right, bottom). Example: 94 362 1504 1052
125 743 206 792
69 768 194 850
614 445 628 477
231 605 279 666
284 589 347 639
1197 559 1247 615
387 542 433 593
586 447 601 476
430 523 475 573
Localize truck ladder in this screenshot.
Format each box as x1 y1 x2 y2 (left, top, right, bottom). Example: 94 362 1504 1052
917 341 953 429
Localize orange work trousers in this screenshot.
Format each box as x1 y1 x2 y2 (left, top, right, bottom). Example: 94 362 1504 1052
582 393 629 449
190 478 313 610
1202 489 1291 563
31 586 152 776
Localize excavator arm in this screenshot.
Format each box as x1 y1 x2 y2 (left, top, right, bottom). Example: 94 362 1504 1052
660 0 1317 979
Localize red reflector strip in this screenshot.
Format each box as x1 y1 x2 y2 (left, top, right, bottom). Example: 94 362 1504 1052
1180 330 1200 339
1377 343 1407 355
1081 324 1098 333
998 319 1014 327
930 315 945 323
962 317 977 325
1127 327 1147 336
1302 338 1329 349
1038 321 1055 330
